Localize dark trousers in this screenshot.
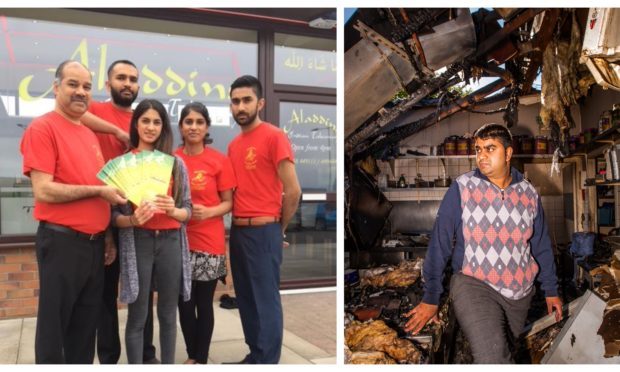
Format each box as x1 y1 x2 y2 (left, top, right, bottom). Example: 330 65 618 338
178 279 218 364
96 256 120 363
125 229 182 364
34 225 105 364
96 228 156 364
230 223 283 364
450 273 534 363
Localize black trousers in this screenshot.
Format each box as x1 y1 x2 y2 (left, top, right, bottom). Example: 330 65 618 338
34 225 105 364
178 279 218 364
96 228 156 364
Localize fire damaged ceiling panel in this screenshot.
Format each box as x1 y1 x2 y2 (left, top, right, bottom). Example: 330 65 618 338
580 8 620 91
417 9 476 71
345 22 422 137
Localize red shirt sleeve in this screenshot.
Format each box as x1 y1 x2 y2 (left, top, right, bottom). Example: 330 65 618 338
21 123 57 177
271 130 295 168
217 156 237 191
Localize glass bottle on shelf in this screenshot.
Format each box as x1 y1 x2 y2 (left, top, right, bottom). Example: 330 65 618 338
398 174 408 188
599 110 612 133
612 104 620 127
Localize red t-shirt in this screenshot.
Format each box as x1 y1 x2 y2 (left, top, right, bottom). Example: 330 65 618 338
175 146 237 254
129 150 181 231
227 122 294 217
140 205 181 230
88 101 133 161
20 111 110 234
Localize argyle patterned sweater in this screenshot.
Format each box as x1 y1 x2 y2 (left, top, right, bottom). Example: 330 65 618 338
421 167 558 305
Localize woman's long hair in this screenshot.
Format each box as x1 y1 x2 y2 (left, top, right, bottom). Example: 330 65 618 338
178 101 213 145
130 99 173 154
130 99 182 206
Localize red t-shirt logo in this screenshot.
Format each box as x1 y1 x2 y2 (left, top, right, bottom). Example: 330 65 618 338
191 170 208 190
245 147 257 170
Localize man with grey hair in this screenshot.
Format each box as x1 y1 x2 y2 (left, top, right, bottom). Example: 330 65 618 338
20 60 126 363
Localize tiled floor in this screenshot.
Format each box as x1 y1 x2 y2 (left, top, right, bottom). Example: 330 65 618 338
0 289 336 364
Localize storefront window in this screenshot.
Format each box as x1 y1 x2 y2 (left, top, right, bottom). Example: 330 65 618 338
274 33 336 89
280 102 336 192
280 101 336 282
0 10 258 236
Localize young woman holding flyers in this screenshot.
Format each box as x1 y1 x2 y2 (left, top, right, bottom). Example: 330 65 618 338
175 102 236 364
112 99 192 364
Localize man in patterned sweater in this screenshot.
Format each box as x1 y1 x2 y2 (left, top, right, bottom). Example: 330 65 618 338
404 123 563 363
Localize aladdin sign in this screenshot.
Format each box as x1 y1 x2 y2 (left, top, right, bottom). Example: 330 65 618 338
18 40 231 102
1 14 257 104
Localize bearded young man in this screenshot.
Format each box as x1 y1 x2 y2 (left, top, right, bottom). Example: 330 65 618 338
225 75 301 364
82 60 138 160
404 123 563 363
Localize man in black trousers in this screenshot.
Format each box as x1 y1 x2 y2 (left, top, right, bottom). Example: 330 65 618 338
20 60 127 363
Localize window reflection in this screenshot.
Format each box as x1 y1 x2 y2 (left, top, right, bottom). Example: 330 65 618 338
280 102 336 193
280 101 336 282
274 33 336 89
282 200 337 282
0 11 257 235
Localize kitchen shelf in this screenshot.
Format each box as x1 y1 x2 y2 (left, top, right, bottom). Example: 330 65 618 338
584 179 620 187
513 154 555 158
382 187 450 191
398 155 474 159
394 154 554 160
570 123 620 157
394 125 620 160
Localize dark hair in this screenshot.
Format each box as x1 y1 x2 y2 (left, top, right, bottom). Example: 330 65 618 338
230 75 263 100
130 99 173 154
178 102 213 145
129 99 183 205
473 123 513 149
107 60 138 78
54 60 89 83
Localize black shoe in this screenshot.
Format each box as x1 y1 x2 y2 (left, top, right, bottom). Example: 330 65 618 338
222 355 251 364
219 294 238 309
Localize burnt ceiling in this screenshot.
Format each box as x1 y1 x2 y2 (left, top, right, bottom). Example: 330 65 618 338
344 8 600 162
